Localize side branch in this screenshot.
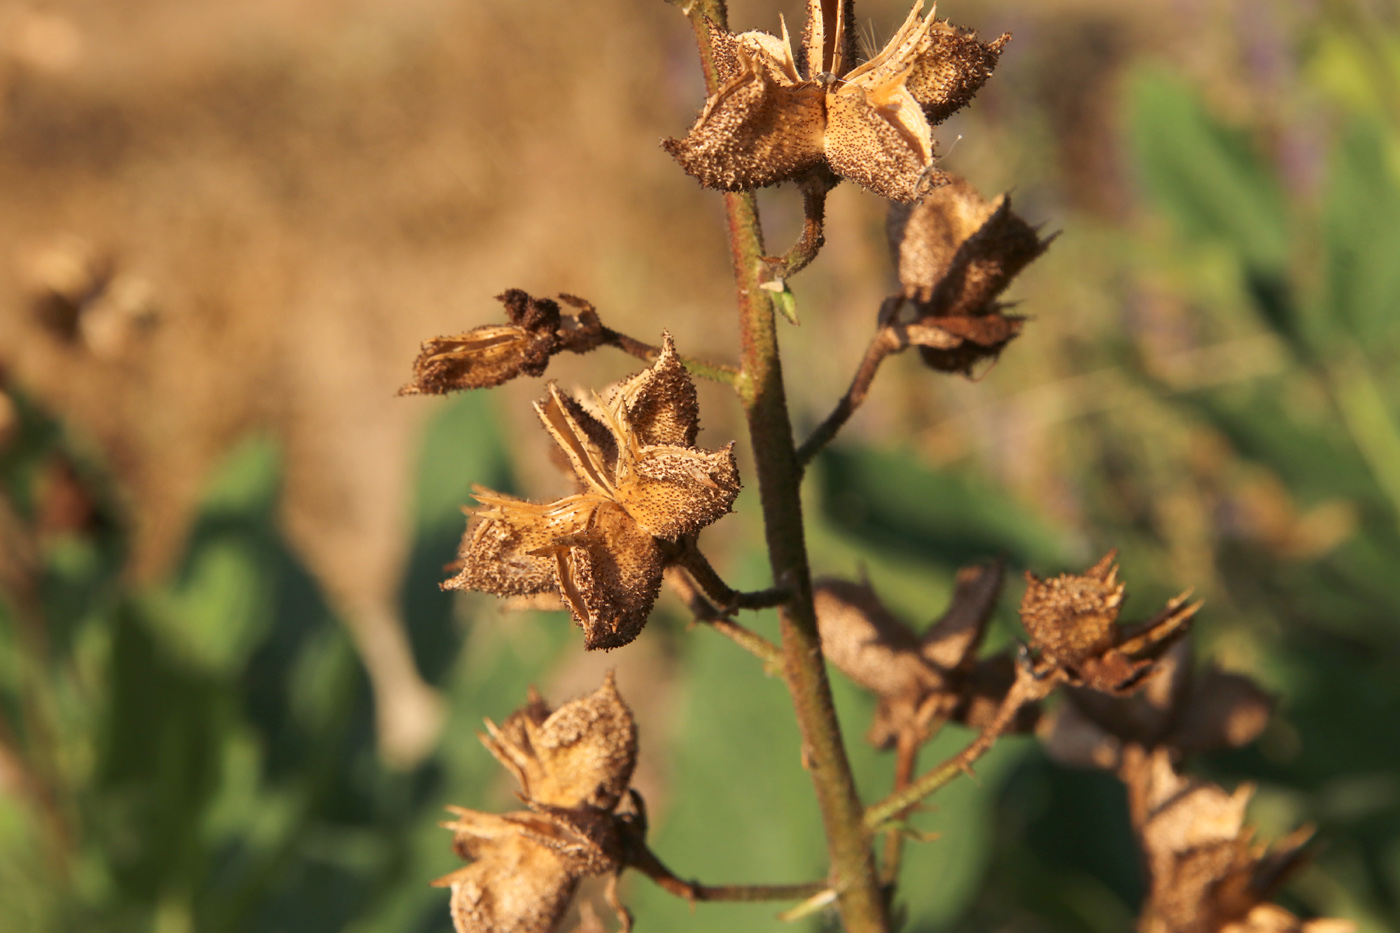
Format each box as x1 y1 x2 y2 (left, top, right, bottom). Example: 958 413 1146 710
864 656 1064 830
664 569 783 669
760 173 835 288
671 542 791 610
599 326 741 386
879 729 923 886
796 317 904 468
629 841 827 904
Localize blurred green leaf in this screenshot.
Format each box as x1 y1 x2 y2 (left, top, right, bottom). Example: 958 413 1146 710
402 391 515 685
1320 117 1400 349
816 444 1067 571
138 437 281 675
1128 68 1291 275
409 392 513 535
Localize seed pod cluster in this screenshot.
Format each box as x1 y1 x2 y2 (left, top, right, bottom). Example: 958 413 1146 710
665 0 1007 202
434 674 640 933
1128 749 1352 933
444 336 740 649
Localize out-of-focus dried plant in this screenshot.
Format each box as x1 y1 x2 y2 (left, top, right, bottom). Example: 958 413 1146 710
814 561 1014 748
15 236 159 358
1044 639 1273 772
1126 749 1354 933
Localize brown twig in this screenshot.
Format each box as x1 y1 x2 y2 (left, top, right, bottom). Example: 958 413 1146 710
796 321 904 468
629 840 828 904
663 569 783 669
671 542 791 611
598 326 741 386
864 655 1064 831
759 173 835 288
879 729 923 886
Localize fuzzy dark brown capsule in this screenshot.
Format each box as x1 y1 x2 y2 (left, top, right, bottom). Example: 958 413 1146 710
886 176 1051 374
399 290 604 394
1020 552 1199 695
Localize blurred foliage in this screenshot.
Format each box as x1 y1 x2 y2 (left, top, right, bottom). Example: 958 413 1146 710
3 4 1400 933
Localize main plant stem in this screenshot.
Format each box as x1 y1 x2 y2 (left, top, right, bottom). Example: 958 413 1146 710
727 188 887 933
681 7 886 928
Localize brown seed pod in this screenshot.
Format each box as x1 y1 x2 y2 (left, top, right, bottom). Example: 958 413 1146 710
886 176 1052 374
665 0 1008 202
444 336 740 649
1020 553 1198 694
435 676 641 933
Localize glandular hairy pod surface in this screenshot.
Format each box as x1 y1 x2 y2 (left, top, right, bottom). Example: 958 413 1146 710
1020 553 1199 694
664 0 1008 202
886 175 1052 374
400 289 604 394
444 336 740 649
435 675 640 933
481 673 638 812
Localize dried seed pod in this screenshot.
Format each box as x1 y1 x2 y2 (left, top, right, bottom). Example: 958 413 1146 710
1020 552 1198 694
436 677 641 933
1127 749 1352 933
665 0 1008 202
434 810 585 933
890 177 1047 309
887 176 1051 374
400 289 604 394
444 336 740 649
482 673 638 812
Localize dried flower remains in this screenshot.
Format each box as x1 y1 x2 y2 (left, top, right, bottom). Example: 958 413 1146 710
1019 552 1199 694
886 175 1051 374
400 289 605 395
664 0 1008 202
1044 639 1273 773
444 336 740 649
1127 749 1354 933
814 562 1037 747
434 674 640 933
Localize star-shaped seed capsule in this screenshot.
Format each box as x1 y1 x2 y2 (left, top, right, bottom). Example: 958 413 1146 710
665 0 1008 202
1019 552 1199 694
433 676 640 933
444 336 740 649
886 176 1052 374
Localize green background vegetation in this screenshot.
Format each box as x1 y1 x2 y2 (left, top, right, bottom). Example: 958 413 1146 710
2 2 1399 931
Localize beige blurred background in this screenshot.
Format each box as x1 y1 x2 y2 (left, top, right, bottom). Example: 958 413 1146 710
0 0 1247 763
